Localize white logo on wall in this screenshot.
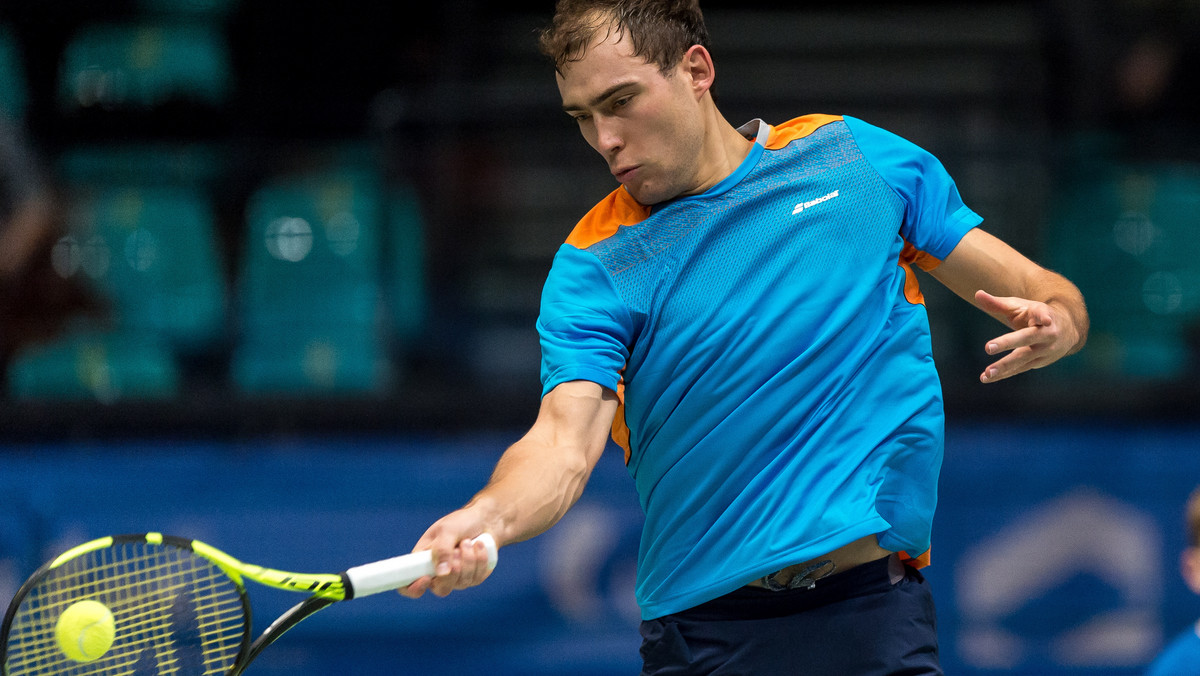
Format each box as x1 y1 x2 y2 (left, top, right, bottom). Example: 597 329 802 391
540 505 641 626
956 488 1162 669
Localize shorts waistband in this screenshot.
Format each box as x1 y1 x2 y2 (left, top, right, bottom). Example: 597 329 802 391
746 535 892 591
667 554 911 622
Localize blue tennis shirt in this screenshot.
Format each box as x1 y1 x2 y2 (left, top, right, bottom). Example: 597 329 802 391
1146 624 1200 676
537 114 982 620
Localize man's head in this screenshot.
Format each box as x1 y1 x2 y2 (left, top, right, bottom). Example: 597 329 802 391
1182 487 1200 594
539 0 709 77
540 1 723 205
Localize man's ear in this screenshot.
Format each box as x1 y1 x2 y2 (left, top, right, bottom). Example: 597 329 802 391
679 44 715 100
1181 547 1200 595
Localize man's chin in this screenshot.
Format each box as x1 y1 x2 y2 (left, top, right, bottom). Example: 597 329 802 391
624 182 675 207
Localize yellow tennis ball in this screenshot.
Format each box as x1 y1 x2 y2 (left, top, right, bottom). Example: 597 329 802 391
55 599 115 662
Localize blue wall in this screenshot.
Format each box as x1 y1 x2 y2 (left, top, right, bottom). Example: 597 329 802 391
2 422 1198 675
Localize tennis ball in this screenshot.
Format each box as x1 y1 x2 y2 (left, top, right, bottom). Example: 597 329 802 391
55 599 115 662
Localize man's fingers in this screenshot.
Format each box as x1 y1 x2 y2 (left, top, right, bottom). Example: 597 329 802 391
459 538 494 588
974 290 1078 383
974 288 999 307
985 325 1044 355
981 349 1030 383
981 345 1055 383
399 576 431 599
980 325 1049 383
429 547 463 596
398 525 496 599
974 289 1016 315
437 539 492 591
421 537 495 597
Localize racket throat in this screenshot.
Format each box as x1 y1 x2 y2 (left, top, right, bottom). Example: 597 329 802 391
234 596 337 675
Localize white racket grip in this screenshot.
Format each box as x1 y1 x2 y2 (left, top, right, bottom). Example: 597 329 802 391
343 533 498 598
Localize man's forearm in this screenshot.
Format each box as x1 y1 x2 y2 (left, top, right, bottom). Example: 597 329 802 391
462 380 619 547
465 435 595 546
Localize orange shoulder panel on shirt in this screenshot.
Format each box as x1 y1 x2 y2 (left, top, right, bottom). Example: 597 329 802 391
763 114 844 150
898 239 945 306
565 186 652 249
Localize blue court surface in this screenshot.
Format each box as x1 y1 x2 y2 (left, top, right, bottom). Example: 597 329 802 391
1 421 1197 675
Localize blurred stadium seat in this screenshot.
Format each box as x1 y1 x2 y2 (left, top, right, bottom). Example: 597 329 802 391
58 22 232 112
1046 162 1200 379
384 183 428 347
6 175 227 401
8 328 179 401
0 25 27 120
69 184 227 352
232 167 394 395
59 142 225 188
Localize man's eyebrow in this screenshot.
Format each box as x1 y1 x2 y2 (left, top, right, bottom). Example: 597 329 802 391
563 80 638 112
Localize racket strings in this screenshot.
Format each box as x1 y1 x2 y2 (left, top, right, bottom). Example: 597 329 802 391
4 540 247 676
14 576 243 668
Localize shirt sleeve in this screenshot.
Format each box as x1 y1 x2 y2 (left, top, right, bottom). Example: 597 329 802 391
843 115 982 260
537 243 633 397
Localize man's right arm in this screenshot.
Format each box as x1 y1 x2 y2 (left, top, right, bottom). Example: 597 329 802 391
400 379 620 598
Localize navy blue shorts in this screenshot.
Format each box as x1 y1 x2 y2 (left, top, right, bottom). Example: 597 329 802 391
639 554 941 675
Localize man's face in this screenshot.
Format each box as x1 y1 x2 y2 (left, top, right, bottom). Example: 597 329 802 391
557 28 705 206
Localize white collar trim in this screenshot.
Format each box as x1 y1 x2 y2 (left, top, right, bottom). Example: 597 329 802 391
736 118 771 145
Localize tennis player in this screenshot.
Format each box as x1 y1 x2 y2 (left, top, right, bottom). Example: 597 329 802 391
402 1 1088 673
1146 487 1200 676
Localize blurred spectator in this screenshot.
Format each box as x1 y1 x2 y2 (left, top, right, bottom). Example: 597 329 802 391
1107 3 1200 162
0 114 99 382
1047 0 1200 162
1145 487 1200 675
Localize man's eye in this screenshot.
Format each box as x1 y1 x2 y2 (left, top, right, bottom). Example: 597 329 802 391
613 96 632 108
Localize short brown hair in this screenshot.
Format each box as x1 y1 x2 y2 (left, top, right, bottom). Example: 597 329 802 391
538 0 710 75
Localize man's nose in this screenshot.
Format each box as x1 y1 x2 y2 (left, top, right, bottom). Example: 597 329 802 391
595 116 623 155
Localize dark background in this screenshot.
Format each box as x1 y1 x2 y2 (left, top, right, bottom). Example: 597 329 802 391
1 3 1199 675
0 0 1197 440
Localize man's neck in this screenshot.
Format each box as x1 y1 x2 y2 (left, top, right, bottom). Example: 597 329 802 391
683 105 755 197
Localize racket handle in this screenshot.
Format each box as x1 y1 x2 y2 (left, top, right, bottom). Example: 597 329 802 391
344 533 498 598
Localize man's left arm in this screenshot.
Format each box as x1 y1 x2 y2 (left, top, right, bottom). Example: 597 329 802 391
928 228 1089 384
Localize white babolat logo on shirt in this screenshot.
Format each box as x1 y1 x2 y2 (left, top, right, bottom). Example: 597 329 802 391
792 190 840 215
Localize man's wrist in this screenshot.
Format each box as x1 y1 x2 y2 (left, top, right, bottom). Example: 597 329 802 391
1046 298 1088 355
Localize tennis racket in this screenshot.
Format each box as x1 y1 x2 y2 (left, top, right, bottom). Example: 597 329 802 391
1 531 498 675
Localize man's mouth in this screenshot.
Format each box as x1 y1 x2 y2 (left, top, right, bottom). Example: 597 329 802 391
613 165 638 182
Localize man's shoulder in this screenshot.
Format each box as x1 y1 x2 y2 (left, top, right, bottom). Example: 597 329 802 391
762 114 845 150
564 186 651 250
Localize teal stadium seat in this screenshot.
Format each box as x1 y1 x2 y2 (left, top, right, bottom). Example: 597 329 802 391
7 184 226 401
58 22 231 111
1046 162 1200 380
385 183 429 346
74 185 227 351
7 328 179 401
0 25 27 119
59 142 225 188
232 169 392 395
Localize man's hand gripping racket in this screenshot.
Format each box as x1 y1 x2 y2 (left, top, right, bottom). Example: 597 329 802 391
1 532 498 675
